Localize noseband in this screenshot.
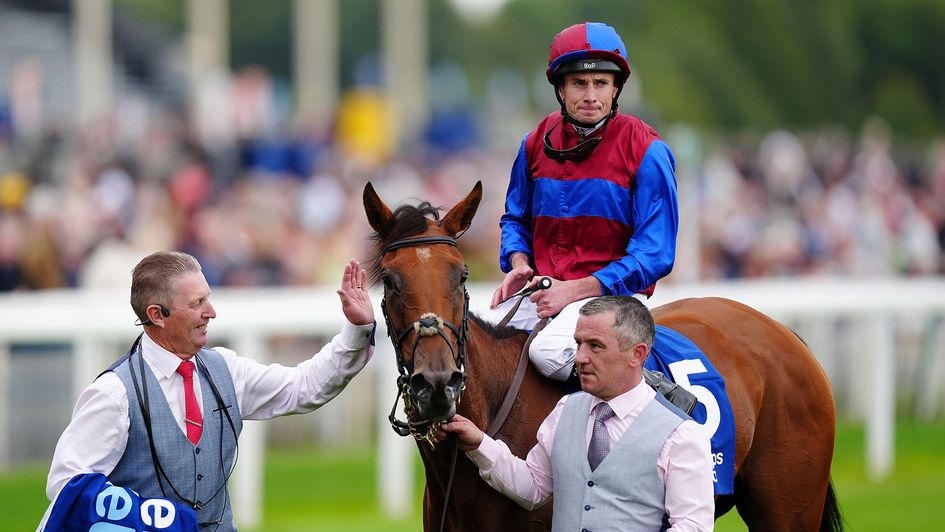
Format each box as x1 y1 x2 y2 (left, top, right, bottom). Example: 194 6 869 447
380 235 469 446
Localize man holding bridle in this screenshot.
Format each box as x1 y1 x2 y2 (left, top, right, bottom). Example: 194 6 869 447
443 296 714 531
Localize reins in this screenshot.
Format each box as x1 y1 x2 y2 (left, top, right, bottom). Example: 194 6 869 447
485 318 547 438
496 276 552 328
486 277 552 437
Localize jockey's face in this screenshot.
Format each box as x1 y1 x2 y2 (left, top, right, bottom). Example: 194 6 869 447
557 71 618 126
574 311 646 401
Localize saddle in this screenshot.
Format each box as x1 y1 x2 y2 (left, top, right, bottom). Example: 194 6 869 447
642 368 698 415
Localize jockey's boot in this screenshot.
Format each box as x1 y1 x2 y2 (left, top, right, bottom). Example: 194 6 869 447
643 368 698 415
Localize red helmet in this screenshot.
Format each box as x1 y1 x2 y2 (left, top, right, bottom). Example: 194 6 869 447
546 22 631 86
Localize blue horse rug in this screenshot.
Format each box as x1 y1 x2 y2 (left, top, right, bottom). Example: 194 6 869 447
42 473 198 531
647 324 735 495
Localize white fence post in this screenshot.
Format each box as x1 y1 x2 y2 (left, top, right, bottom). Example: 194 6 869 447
867 313 895 480
915 315 945 420
231 333 266 530
0 343 9 471
73 338 102 403
376 334 415 518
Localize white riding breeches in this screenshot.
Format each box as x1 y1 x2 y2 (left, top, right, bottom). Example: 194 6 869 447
480 292 650 381
479 296 599 381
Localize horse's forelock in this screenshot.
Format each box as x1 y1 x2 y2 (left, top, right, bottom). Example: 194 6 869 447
367 201 443 285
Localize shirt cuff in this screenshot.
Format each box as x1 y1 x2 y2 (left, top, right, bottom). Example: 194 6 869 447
466 434 502 470
339 320 376 348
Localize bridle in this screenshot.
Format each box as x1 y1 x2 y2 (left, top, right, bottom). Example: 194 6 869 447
380 235 470 447
378 233 529 532
380 235 470 532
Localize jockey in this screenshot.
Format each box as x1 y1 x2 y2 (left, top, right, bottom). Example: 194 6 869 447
484 22 682 391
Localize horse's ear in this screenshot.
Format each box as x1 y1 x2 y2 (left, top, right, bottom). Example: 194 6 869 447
363 182 394 233
442 180 482 237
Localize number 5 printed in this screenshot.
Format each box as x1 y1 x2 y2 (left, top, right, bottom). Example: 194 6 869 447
667 359 721 440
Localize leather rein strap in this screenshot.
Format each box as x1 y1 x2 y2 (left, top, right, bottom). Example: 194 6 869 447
487 277 552 437
485 317 547 438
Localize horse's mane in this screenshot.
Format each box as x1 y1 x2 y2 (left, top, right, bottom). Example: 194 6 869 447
469 313 526 340
366 200 528 342
367 201 442 285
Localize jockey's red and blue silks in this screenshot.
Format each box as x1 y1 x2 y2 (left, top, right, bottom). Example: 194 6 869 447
499 112 678 297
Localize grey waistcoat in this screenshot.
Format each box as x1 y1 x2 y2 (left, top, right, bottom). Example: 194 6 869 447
551 391 687 532
110 344 243 531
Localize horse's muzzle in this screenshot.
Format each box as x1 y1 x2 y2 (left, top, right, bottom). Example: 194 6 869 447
409 369 465 422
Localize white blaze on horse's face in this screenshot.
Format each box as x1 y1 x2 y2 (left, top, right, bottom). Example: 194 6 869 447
415 247 432 262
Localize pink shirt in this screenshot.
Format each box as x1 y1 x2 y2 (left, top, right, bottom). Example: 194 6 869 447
467 378 715 532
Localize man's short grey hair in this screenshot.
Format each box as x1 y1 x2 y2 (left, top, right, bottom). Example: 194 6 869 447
579 296 655 351
130 251 201 323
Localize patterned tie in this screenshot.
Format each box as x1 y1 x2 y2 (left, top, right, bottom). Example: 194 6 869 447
176 360 203 445
587 402 616 471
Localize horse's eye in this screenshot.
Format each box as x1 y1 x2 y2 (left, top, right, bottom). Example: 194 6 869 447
380 270 393 289
460 266 469 284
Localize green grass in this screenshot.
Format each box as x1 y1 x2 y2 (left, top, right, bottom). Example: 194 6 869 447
255 445 424 532
4 420 944 531
713 419 945 532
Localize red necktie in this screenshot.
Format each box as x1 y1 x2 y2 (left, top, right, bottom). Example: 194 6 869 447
176 360 203 445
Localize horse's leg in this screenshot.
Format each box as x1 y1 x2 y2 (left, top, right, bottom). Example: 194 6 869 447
734 447 832 531
732 358 836 531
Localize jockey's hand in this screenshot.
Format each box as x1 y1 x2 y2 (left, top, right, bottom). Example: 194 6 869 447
438 414 484 451
490 262 534 309
337 259 374 325
529 277 602 319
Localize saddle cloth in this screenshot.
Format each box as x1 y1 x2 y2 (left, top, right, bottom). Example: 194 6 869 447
646 324 735 495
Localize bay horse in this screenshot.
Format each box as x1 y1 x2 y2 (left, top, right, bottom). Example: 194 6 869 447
364 181 842 531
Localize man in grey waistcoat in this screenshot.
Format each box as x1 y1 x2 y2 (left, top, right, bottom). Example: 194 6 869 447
442 296 714 531
42 251 375 530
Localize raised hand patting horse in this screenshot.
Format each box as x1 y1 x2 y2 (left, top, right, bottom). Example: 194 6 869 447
364 181 842 532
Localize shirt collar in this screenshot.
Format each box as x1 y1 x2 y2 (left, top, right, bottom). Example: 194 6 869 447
590 375 654 420
141 332 190 381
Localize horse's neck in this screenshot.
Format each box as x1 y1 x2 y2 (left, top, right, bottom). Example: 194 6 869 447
458 321 528 431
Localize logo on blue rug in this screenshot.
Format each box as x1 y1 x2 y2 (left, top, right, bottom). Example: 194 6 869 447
646 325 735 495
42 473 198 531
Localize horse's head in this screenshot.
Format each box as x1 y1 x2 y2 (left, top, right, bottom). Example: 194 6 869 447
364 181 482 429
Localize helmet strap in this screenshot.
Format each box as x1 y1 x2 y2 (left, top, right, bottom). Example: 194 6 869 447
546 78 625 162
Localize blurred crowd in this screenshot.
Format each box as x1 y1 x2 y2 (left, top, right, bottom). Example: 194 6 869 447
1 82 943 293
695 121 945 280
